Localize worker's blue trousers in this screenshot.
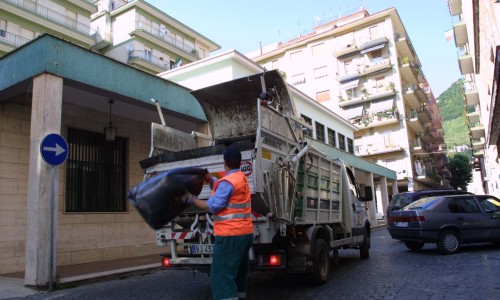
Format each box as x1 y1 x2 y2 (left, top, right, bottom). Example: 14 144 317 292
210 234 253 300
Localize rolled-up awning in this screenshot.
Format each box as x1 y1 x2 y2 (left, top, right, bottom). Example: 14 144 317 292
360 43 386 54
368 98 394 113
339 79 360 90
343 105 364 119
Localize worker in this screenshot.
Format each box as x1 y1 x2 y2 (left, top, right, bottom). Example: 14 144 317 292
188 145 254 300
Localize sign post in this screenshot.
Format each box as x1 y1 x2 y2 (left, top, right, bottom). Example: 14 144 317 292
40 134 68 291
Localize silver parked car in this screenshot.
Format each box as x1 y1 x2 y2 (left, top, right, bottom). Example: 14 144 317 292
387 194 500 254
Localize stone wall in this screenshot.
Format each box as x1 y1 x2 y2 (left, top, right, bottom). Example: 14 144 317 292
0 96 167 274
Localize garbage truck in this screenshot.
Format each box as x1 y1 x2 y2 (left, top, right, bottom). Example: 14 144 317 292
138 70 373 284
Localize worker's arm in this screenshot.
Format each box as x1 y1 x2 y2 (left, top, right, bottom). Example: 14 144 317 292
190 180 234 214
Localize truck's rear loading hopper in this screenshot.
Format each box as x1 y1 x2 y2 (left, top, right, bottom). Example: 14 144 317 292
191 70 297 141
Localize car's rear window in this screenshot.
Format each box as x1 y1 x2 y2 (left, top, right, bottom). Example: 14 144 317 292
390 194 410 208
404 197 440 210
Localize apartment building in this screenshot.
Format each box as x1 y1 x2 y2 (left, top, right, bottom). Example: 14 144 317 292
90 0 220 74
0 0 220 74
249 7 448 193
447 0 500 194
0 0 97 54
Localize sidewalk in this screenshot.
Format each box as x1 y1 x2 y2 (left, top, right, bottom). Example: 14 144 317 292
1 223 387 299
0 254 161 299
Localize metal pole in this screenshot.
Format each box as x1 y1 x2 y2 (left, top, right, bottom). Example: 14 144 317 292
49 166 55 291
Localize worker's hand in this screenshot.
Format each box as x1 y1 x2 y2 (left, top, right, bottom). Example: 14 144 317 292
204 173 214 185
187 195 197 205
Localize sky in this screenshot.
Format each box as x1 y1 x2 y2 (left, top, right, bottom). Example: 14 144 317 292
148 0 459 97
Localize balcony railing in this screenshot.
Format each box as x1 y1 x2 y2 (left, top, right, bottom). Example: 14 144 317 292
0 30 30 48
5 0 92 35
127 50 171 71
133 21 199 57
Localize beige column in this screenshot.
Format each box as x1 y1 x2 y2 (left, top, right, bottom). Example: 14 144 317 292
379 177 389 217
25 74 63 286
366 172 377 226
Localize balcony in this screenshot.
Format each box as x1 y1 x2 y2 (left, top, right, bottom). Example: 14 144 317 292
414 164 441 187
466 105 480 124
403 84 425 109
0 30 30 54
359 58 392 77
90 12 112 50
463 81 479 105
394 33 416 61
452 20 468 46
473 149 484 158
2 0 94 46
469 122 485 139
333 41 359 58
338 83 396 108
130 21 199 60
127 50 170 73
417 106 432 123
471 137 485 151
458 46 474 75
406 110 425 134
355 138 404 158
448 0 462 16
399 58 422 84
353 113 400 129
410 138 430 156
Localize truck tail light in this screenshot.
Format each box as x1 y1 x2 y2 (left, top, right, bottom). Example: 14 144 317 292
258 254 283 267
162 257 171 267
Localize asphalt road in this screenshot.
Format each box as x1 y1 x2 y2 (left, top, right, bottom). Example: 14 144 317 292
14 227 500 300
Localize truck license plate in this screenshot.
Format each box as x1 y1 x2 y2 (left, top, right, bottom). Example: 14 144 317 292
396 222 408 227
190 244 214 255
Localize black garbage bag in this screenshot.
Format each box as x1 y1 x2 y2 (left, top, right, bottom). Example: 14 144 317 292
128 167 208 230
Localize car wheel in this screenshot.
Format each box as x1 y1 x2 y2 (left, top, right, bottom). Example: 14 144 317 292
360 228 370 259
311 239 330 285
436 230 461 255
404 241 424 251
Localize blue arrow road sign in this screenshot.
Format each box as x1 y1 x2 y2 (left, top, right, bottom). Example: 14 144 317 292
40 133 68 166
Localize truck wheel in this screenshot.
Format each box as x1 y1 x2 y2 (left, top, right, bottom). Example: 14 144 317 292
437 229 461 255
360 229 370 259
311 239 330 285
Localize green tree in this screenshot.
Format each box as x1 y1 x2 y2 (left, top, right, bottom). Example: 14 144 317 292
447 153 472 190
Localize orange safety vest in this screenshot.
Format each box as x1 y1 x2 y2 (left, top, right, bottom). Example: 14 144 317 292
212 171 253 236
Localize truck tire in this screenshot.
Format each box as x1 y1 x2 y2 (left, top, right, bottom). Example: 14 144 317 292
311 239 330 285
360 228 370 259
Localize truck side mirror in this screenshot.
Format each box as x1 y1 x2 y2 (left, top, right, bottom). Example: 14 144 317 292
361 186 373 202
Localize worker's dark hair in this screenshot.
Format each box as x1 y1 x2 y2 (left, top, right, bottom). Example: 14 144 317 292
223 145 241 169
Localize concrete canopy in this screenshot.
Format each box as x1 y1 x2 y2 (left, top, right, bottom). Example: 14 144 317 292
0 33 207 124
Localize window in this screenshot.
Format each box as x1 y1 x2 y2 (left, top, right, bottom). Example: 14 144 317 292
448 197 481 213
315 122 325 142
311 43 325 55
271 59 279 69
338 133 346 151
144 48 152 61
65 128 127 212
314 66 328 79
371 49 382 59
291 73 306 85
301 114 313 138
316 90 330 103
290 50 303 62
347 138 354 154
0 19 6 37
327 128 336 147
